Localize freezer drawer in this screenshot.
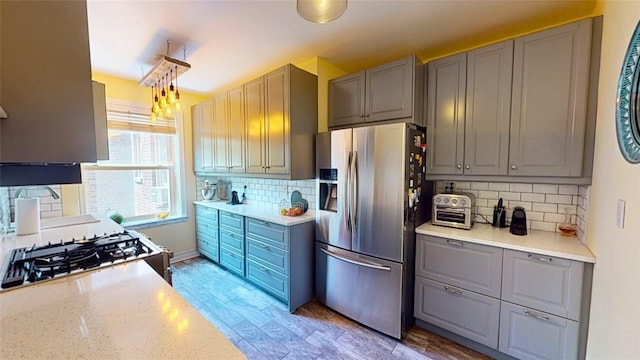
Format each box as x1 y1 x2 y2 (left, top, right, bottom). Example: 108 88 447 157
414 277 500 349
499 301 579 360
315 242 403 339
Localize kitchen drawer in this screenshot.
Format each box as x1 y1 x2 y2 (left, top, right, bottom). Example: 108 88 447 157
246 259 287 302
220 228 244 252
414 277 500 349
502 249 584 320
196 222 218 239
246 217 288 250
195 206 218 224
416 235 503 297
220 247 244 277
246 238 288 275
499 301 579 360
198 238 219 262
220 211 244 233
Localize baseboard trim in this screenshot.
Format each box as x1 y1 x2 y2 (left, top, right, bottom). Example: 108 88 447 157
172 249 200 263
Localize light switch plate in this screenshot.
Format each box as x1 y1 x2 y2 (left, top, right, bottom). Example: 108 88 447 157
616 199 626 228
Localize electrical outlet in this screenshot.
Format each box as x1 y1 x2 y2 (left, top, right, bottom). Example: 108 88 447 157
616 199 626 229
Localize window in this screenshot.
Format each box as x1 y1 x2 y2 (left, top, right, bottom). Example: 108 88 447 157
81 100 186 225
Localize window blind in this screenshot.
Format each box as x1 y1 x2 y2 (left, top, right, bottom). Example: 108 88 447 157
107 110 176 135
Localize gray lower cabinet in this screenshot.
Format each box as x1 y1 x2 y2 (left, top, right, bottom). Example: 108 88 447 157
219 211 245 277
415 234 591 359
415 277 500 348
195 206 219 262
194 206 314 312
328 55 424 128
499 301 579 360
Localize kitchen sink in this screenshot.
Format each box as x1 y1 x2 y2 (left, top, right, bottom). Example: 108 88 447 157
40 214 99 230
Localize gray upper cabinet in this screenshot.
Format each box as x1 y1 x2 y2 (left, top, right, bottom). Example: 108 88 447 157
212 86 245 174
212 92 230 173
247 65 318 179
509 18 592 177
192 99 214 173
464 40 513 175
426 18 598 182
1 1 97 163
329 55 424 128
426 53 466 175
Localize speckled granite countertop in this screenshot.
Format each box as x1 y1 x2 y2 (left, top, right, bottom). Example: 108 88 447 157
194 200 315 226
416 222 595 263
0 260 245 360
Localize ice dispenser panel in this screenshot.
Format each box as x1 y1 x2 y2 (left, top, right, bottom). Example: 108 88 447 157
319 168 338 212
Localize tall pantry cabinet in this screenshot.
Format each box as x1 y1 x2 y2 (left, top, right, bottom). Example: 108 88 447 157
193 64 317 180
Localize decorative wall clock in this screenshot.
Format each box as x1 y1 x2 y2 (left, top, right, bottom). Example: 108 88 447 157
616 20 640 164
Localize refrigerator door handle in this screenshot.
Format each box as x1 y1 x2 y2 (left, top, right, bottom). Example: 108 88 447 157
351 150 359 230
345 151 353 232
319 248 391 272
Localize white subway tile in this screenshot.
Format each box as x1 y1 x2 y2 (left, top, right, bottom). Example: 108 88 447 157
526 211 544 221
488 182 510 191
521 193 546 203
477 206 494 216
475 199 488 207
579 185 590 198
532 203 558 213
559 205 577 215
545 194 573 205
531 221 556 232
478 190 500 200
509 183 533 193
471 182 489 190
453 181 470 190
544 213 566 223
558 185 578 195
498 191 521 201
533 184 558 194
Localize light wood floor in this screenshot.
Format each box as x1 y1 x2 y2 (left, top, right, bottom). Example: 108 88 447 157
172 257 492 360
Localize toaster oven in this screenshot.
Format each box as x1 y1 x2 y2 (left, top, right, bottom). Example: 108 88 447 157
432 193 476 230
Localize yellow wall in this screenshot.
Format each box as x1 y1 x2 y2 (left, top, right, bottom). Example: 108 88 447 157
62 73 207 254
584 1 640 357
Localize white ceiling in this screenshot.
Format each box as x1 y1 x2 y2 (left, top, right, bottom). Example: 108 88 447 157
86 0 596 95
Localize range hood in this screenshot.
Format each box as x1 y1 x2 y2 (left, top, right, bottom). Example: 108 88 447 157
0 163 81 186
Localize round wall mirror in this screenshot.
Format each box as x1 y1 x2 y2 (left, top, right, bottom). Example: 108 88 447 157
616 20 640 164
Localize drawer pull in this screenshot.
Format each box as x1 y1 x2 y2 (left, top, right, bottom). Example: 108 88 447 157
258 244 270 249
524 309 549 321
446 239 464 247
444 286 463 295
528 254 553 262
259 266 269 272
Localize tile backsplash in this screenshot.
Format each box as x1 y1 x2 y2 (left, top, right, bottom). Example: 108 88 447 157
1 185 63 222
436 181 590 243
196 177 316 213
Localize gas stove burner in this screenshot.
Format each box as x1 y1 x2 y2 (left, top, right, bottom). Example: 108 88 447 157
1 230 160 289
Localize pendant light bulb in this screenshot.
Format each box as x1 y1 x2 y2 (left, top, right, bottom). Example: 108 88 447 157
165 105 172 116
151 111 156 122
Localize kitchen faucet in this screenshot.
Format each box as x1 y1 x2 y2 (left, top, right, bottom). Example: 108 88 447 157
15 186 60 199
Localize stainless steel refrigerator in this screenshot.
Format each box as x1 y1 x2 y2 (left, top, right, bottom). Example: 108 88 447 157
315 122 433 339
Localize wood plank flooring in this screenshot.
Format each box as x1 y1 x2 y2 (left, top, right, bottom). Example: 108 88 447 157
172 257 492 360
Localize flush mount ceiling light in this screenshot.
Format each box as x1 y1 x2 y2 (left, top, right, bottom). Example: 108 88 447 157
140 41 191 122
297 0 347 24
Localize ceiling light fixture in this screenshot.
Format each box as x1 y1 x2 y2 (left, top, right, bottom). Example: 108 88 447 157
297 0 347 24
140 41 190 121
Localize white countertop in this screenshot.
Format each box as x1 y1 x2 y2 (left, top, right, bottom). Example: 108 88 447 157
194 200 315 226
0 260 245 360
416 222 595 263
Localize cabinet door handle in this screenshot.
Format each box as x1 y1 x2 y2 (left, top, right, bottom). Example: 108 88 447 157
524 309 549 321
365 113 370 117
446 239 464 247
359 113 364 117
464 165 470 170
528 254 553 262
456 164 462 169
511 165 517 170
444 286 463 295
265 166 271 169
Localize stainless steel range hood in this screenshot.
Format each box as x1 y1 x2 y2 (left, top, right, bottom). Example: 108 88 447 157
0 163 81 186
